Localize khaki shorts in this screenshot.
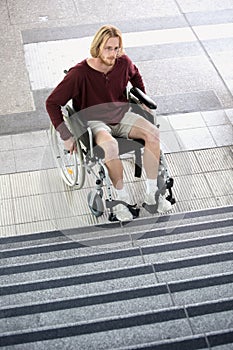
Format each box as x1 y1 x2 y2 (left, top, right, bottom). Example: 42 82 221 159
88 110 145 139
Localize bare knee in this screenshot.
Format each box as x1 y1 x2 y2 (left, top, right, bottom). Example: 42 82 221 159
130 118 160 145
100 137 119 162
144 125 160 145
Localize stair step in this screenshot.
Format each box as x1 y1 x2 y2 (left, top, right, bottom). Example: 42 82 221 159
1 217 232 265
1 227 233 271
0 206 232 349
1 274 233 326
0 299 233 348
119 329 233 350
0 205 232 250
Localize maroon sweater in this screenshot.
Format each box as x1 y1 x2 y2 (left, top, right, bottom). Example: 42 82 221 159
46 54 145 139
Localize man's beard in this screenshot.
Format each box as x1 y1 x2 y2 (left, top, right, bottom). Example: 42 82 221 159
99 54 116 67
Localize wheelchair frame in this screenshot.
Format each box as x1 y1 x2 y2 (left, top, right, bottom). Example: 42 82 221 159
50 87 175 221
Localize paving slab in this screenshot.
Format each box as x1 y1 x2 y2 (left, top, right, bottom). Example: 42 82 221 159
140 56 232 109
176 0 233 13
201 110 230 126
0 27 34 115
7 0 78 24
186 9 233 25
175 127 217 150
74 0 180 23
226 108 233 124
203 37 233 54
0 151 16 174
210 51 233 95
209 124 233 147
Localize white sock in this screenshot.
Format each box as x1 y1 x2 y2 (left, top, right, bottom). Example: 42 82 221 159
116 187 129 200
146 179 158 194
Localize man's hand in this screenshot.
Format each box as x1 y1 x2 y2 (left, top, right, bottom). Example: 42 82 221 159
64 136 77 154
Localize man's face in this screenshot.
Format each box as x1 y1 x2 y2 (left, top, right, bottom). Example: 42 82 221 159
99 37 120 67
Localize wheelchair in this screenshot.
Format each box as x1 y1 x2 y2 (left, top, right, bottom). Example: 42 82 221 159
50 87 175 221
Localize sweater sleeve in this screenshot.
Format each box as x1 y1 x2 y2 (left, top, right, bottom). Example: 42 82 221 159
46 68 79 139
127 56 146 93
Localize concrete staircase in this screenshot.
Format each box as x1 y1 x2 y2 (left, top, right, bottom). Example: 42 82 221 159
0 205 233 349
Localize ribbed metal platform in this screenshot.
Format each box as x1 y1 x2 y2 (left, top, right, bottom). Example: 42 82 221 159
0 145 232 237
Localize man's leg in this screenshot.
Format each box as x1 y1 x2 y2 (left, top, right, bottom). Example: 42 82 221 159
94 130 133 221
94 130 123 189
128 117 160 179
128 117 172 213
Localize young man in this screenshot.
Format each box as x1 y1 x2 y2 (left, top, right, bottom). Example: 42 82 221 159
46 24 172 221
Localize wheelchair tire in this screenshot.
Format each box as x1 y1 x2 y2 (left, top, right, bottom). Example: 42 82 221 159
87 191 104 217
50 124 85 188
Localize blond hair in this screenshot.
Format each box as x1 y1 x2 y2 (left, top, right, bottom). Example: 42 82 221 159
90 25 124 58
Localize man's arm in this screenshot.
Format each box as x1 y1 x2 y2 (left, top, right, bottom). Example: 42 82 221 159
46 68 78 133
127 57 155 115
127 56 146 93
46 69 79 153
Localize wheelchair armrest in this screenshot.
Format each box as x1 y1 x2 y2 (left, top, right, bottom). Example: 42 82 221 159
130 87 157 110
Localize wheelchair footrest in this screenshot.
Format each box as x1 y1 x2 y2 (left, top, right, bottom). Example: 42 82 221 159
166 194 176 205
142 202 158 214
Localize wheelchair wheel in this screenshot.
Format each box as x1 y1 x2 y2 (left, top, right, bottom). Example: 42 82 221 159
87 191 104 217
50 125 85 188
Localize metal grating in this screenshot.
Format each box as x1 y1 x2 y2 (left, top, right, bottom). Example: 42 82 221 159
0 147 232 236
